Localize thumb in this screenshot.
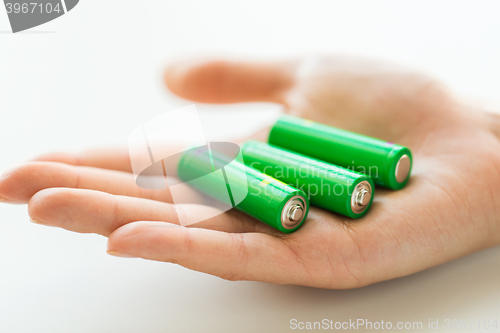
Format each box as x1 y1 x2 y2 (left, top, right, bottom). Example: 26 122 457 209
164 58 296 104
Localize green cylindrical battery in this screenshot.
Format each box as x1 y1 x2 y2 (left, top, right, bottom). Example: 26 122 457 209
241 140 374 218
177 144 309 233
268 115 412 190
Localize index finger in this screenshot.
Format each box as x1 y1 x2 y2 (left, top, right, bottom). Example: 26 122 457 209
33 147 132 173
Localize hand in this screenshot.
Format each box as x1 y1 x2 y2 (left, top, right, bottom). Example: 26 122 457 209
1 56 499 288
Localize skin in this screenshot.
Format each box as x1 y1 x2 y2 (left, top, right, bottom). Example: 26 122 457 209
1 55 500 289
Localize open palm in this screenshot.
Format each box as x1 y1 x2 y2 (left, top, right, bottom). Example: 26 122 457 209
1 56 499 288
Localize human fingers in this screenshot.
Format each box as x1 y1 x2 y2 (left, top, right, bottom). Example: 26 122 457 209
164 58 297 104
0 162 174 204
33 147 132 173
28 188 269 236
162 56 457 145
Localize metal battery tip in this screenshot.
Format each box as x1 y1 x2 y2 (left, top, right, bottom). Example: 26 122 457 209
355 189 371 207
288 205 304 222
351 181 372 214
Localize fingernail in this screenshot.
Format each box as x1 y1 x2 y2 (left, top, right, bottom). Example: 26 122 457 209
107 250 136 258
0 197 18 204
0 166 15 178
30 218 53 226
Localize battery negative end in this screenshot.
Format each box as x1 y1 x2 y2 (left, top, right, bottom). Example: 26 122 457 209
395 154 411 183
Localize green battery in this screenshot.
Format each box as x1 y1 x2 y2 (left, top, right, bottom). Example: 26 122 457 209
241 140 374 218
177 144 309 233
268 115 412 190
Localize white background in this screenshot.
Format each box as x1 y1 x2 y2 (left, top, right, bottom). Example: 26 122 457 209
1 1 499 332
